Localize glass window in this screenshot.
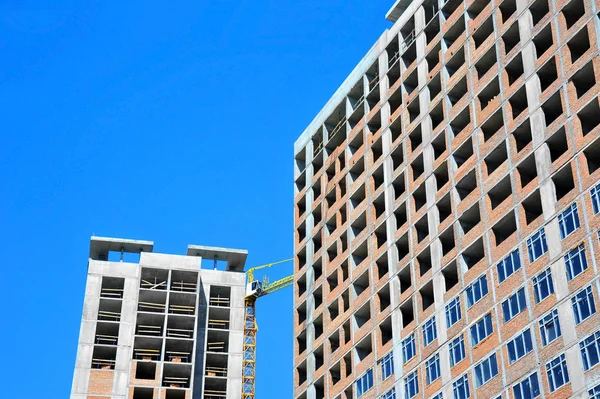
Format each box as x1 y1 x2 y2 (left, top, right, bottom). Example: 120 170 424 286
539 309 561 346
423 317 437 347
449 335 466 367
470 313 493 346
546 354 569 392
565 244 588 281
558 203 580 239
532 268 554 303
513 373 540 399
404 370 419 399
446 297 462 327
589 383 600 399
502 288 527 323
426 353 440 385
591 183 600 214
453 374 470 399
497 250 521 282
380 352 394 381
356 368 373 397
474 353 498 387
572 286 596 324
527 228 548 263
466 275 488 308
580 330 600 371
402 334 415 364
430 393 443 399
507 329 533 364
381 388 396 399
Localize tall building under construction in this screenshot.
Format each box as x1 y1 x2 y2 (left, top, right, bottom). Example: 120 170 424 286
293 0 600 398
70 236 247 399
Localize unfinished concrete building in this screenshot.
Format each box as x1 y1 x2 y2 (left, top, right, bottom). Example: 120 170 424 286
294 0 600 398
70 236 247 399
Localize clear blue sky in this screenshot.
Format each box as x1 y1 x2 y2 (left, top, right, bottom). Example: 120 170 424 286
0 1 391 397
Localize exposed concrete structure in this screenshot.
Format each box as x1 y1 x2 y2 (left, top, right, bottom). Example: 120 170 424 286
294 0 600 398
71 236 246 399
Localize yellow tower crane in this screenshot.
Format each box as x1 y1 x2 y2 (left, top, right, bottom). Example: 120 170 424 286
242 258 294 399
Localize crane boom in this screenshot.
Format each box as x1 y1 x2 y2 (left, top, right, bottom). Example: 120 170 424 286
242 259 293 399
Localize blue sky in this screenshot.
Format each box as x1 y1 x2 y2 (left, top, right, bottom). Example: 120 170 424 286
0 1 391 396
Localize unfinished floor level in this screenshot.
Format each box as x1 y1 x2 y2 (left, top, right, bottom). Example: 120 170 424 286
70 236 247 399
294 0 600 398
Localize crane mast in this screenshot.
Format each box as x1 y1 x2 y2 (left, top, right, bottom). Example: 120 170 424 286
242 259 293 399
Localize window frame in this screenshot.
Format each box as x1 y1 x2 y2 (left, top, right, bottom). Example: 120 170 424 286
474 353 498 388
446 297 462 328
452 374 470 399
558 203 580 239
507 328 533 364
572 285 596 324
404 370 419 399
512 372 540 399
502 287 527 323
545 353 569 392
564 244 588 281
497 249 521 282
539 309 561 346
579 330 600 371
381 387 396 399
402 334 416 364
592 184 600 214
470 313 493 346
449 335 466 367
589 383 600 399
380 351 394 381
532 268 554 303
356 368 374 397
466 274 488 308
423 316 437 347
527 228 548 263
425 353 441 385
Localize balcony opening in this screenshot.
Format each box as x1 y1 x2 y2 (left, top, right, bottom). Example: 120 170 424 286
354 335 373 363
578 99 600 135
298 331 307 355
517 154 538 187
456 169 477 200
376 252 389 280
400 299 415 327
393 174 406 201
444 14 465 48
473 17 494 48
351 240 368 269
445 46 465 78
342 290 350 313
450 106 471 136
571 61 596 98
313 286 323 309
314 314 324 339
378 284 391 311
395 202 407 229
413 184 427 212
448 75 468 107
440 227 456 256
314 345 324 370
438 193 453 224
492 210 517 245
353 301 371 329
352 271 370 298
547 126 568 162
313 257 323 281
481 109 504 141
435 162 450 191
427 42 442 71
475 46 496 79
442 260 459 291
329 330 339 354
432 131 447 160
458 203 480 235
478 76 500 112
503 22 520 54
452 137 473 169
500 0 517 22
552 163 575 200
133 388 154 399
509 86 528 119
538 57 558 92
522 189 543 224
373 165 385 192
485 142 508 175
420 281 435 311
411 154 424 181
415 215 430 244
488 175 512 209
374 193 386 220
328 297 339 321
512 119 533 153
397 233 410 261
506 53 524 86
462 238 485 269
380 316 393 345
330 361 341 386
541 91 563 127
409 124 423 151
567 27 590 63
562 0 586 29
530 0 550 26
398 265 412 293
407 97 420 123
417 247 432 276
584 139 600 174
392 143 405 171
404 68 419 96
431 101 445 131
533 24 553 60
429 73 442 99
